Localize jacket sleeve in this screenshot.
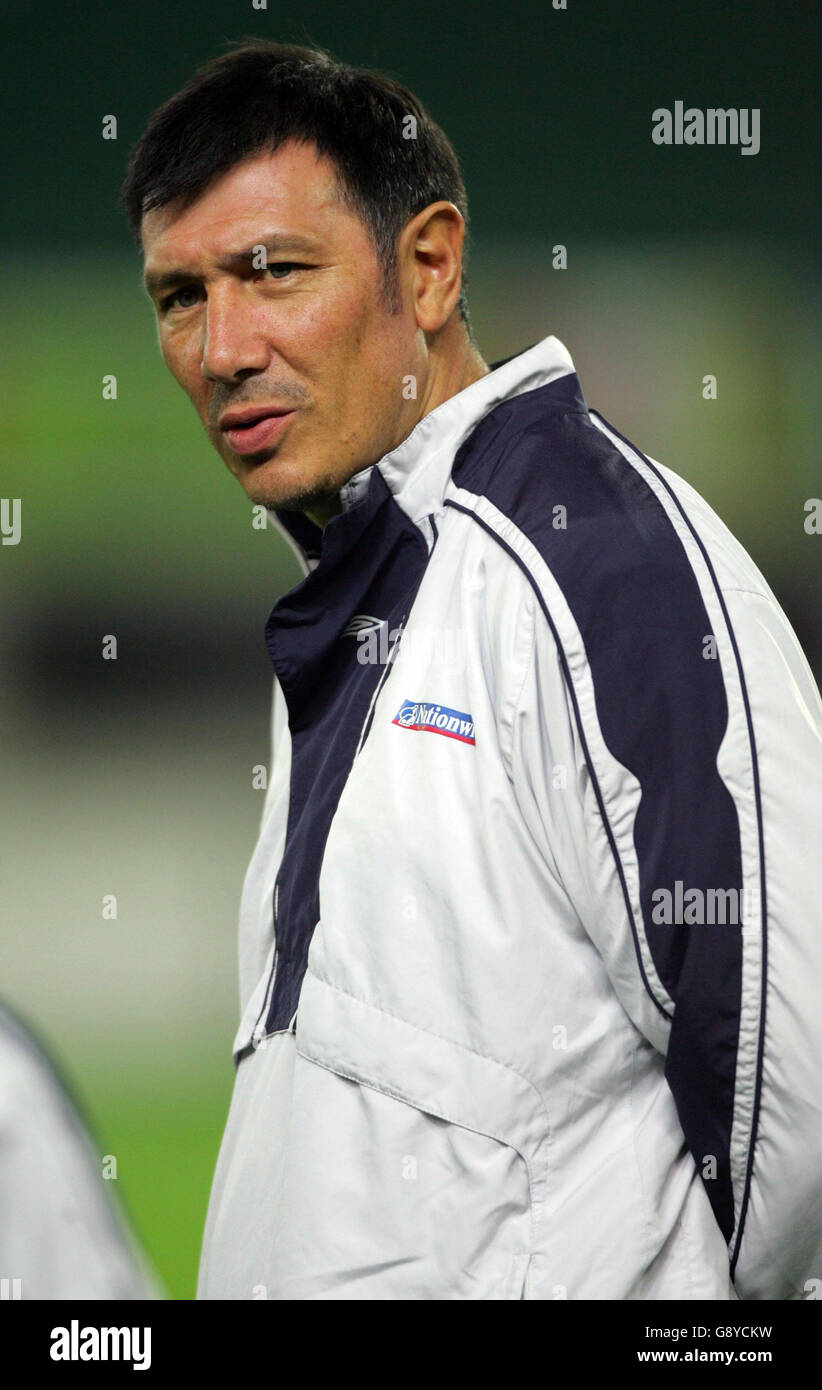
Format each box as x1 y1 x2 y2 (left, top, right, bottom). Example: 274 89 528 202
508 573 822 1301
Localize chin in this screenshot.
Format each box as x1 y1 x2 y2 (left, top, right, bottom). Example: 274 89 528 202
237 453 340 515
240 477 288 510
232 453 293 508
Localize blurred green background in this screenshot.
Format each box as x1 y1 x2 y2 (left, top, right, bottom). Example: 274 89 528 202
2 1 819 1297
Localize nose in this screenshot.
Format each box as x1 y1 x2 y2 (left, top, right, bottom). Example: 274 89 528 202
200 283 270 383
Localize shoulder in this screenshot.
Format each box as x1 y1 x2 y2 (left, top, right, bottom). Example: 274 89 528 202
445 379 771 649
450 380 695 596
442 387 759 804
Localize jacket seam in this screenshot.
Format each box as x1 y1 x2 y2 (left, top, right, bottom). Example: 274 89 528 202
628 1043 658 1276
678 1175 701 1301
501 586 538 782
717 586 771 598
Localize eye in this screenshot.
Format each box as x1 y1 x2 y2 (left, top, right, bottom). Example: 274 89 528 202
162 285 201 312
265 262 302 280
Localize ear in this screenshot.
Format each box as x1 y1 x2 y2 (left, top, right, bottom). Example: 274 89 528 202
397 201 465 333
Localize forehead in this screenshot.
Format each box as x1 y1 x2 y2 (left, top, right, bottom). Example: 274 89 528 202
141 140 369 270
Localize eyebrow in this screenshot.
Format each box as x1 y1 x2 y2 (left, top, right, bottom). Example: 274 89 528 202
143 231 322 296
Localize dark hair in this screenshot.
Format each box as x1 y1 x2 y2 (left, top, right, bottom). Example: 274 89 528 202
121 40 473 334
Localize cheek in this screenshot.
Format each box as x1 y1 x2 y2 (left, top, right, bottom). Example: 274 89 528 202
299 277 377 358
162 333 204 401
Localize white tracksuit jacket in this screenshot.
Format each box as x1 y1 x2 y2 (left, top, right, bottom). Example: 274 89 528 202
197 335 822 1301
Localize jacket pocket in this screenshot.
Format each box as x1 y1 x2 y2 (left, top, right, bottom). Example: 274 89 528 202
282 965 549 1299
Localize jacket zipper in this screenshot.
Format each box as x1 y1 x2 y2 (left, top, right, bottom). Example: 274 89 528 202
354 515 438 756
251 879 280 1046
269 593 418 1037
355 612 408 757
268 878 280 1014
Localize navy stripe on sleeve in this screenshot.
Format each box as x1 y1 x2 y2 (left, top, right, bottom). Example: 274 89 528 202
450 377 745 1241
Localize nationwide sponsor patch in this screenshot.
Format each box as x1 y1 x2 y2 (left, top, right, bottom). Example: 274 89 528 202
392 698 476 745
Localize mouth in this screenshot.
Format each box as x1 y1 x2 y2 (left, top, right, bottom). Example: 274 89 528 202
219 407 298 456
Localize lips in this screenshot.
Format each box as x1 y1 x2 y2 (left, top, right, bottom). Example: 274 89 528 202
220 408 297 456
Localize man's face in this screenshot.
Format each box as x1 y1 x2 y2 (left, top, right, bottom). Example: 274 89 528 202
142 143 419 516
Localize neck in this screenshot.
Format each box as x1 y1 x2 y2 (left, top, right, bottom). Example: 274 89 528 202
419 329 490 420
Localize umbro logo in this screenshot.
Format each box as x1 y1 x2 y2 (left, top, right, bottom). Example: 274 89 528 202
342 613 385 637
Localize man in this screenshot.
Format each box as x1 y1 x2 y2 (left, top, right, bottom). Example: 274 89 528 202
122 41 822 1300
